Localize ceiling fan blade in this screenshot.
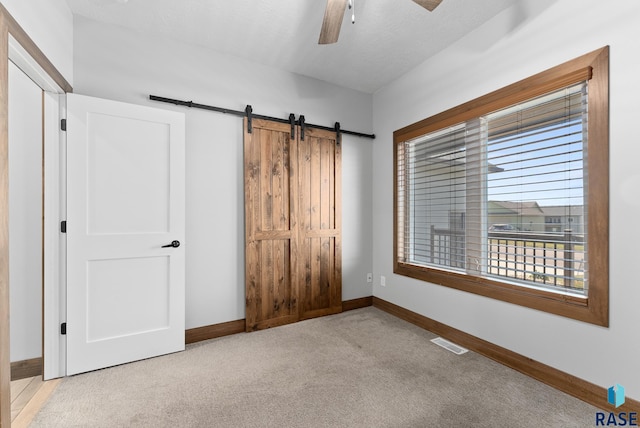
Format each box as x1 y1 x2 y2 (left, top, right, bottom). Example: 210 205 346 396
318 0 349 45
412 0 443 12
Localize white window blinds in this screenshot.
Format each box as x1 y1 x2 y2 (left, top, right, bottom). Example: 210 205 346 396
397 82 588 296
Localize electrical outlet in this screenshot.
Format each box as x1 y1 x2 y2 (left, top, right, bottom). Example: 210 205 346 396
380 276 386 287
366 273 373 283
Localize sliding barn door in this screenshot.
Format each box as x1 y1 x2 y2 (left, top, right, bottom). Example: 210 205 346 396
298 128 342 320
244 119 341 331
244 119 299 331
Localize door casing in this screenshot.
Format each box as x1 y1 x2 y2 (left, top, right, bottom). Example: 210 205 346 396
0 7 72 426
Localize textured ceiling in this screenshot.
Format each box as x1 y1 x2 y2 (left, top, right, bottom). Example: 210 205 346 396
65 0 519 93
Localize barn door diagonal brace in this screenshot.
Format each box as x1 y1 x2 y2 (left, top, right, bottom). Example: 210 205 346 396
149 95 375 139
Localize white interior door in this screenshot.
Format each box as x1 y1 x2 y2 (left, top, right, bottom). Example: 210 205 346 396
66 94 185 376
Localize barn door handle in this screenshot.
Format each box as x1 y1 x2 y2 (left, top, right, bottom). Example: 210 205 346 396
162 240 180 248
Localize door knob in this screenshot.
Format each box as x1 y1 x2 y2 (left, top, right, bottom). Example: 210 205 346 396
162 240 180 248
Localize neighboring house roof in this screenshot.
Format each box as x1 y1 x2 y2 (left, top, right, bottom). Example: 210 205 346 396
539 205 584 217
488 201 544 216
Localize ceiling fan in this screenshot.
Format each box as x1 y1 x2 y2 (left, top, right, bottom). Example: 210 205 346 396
318 0 443 44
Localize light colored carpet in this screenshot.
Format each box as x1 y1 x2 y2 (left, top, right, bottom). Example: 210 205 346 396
32 307 598 427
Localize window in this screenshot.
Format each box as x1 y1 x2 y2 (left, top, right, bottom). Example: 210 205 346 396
393 47 609 326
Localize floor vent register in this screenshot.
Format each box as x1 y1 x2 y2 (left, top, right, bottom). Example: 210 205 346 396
430 337 469 355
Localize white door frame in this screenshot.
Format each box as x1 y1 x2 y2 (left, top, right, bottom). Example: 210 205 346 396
8 34 66 380
42 92 66 380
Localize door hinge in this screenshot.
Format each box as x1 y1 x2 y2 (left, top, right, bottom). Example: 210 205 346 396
61 118 67 131
60 322 67 335
61 221 67 233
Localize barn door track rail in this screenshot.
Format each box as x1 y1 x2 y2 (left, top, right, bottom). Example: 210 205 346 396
149 95 375 141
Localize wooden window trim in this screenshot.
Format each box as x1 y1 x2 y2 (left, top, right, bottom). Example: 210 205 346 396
393 46 609 326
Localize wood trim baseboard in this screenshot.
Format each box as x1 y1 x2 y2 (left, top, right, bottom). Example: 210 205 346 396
187 298 374 345
185 319 246 345
342 296 373 312
10 358 42 381
372 297 639 413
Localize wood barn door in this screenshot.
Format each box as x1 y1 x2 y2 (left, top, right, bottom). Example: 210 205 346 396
297 127 342 320
244 119 299 331
244 119 341 331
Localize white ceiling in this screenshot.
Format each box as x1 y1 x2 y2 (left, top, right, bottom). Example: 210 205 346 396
65 0 519 93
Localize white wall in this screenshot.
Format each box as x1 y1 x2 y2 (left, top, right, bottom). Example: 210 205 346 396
72 16 374 329
372 0 640 399
9 62 42 361
1 0 73 84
